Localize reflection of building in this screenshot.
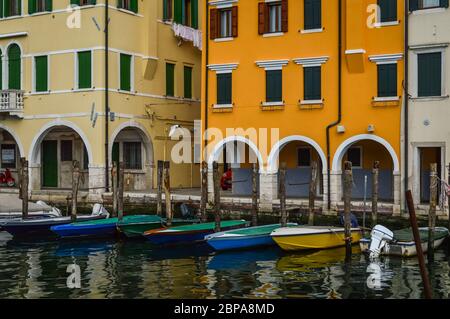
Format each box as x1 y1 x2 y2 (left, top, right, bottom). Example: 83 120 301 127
202 1 404 212
406 2 449 214
0 1 201 200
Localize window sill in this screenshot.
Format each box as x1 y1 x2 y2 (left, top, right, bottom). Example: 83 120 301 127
117 8 141 17
124 169 145 174
262 32 284 38
372 96 401 106
411 7 447 15
29 11 52 17
74 88 95 93
410 95 449 102
261 101 284 110
214 37 234 42
374 21 400 27
299 99 324 109
213 104 233 109
30 91 51 95
0 15 23 21
300 28 323 34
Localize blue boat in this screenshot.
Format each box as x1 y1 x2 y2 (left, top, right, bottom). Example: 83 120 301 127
205 223 298 251
51 218 120 238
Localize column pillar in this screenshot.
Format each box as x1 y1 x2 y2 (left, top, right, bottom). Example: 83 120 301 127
259 172 278 212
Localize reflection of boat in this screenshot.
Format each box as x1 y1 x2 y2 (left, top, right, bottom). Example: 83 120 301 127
271 226 362 251
205 223 298 251
360 225 449 257
276 246 360 272
0 204 109 238
144 220 249 246
117 215 198 238
54 240 115 257
207 248 282 271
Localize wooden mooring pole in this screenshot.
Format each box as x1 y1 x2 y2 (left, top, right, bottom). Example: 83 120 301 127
71 160 81 222
279 163 287 227
200 161 208 223
163 161 172 226
372 161 379 227
213 161 221 232
406 190 433 299
118 162 124 221
156 160 164 216
112 162 118 217
343 161 353 261
251 163 259 227
20 158 29 219
308 161 318 226
448 163 450 241
428 163 437 263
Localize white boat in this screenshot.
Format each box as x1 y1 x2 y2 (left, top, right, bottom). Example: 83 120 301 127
360 225 449 258
0 200 61 221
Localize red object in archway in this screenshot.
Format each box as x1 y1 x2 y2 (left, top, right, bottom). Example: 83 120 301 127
4 169 15 187
221 169 232 191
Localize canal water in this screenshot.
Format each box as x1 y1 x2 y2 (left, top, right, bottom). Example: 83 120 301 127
1 232 449 299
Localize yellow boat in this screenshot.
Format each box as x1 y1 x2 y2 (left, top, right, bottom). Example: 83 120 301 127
270 226 362 251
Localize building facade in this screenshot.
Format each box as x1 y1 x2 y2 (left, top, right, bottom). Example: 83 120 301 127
407 0 449 213
0 0 202 201
202 0 405 212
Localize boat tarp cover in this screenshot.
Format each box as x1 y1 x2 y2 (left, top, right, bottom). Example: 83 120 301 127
163 220 247 232
220 223 297 236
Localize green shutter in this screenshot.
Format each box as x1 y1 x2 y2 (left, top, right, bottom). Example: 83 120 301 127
304 66 321 100
28 0 36 14
0 0 3 18
409 0 418 11
45 0 52 11
116 0 122 8
378 0 397 22
377 63 397 97
174 0 182 23
78 51 92 89
217 73 232 105
304 0 321 30
71 0 80 5
266 70 282 102
89 0 97 4
166 63 175 96
120 54 132 91
418 52 442 97
0 50 2 90
130 0 138 13
441 0 449 8
163 0 168 20
8 44 21 90
35 56 48 92
184 66 192 99
191 0 198 29
4 0 9 16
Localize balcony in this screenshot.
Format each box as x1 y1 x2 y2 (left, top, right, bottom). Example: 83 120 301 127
171 23 202 50
0 90 24 118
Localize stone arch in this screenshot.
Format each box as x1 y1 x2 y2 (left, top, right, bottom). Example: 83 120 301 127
0 124 24 158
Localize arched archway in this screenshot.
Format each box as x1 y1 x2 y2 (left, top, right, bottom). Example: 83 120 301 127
331 134 400 203
29 120 93 190
109 121 154 191
0 125 24 189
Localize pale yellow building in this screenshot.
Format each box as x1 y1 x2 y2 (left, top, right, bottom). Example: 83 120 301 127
0 0 202 201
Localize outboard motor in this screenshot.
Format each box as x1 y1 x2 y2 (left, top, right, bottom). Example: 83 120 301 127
368 225 394 259
180 203 195 219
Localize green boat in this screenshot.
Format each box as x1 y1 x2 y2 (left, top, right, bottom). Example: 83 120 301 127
117 215 199 238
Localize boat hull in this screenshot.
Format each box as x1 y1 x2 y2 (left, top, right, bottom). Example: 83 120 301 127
118 219 197 238
207 234 274 251
272 228 362 251
360 237 446 257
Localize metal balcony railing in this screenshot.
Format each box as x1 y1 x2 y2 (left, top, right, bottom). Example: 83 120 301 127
0 90 24 118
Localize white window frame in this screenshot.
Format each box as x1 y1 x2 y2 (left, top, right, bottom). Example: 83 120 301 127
32 54 50 93
369 53 403 100
207 63 238 108
74 49 94 91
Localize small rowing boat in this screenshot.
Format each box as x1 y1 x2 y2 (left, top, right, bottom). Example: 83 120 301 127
205 223 298 251
117 216 199 238
144 220 250 246
0 204 109 238
270 226 363 251
360 224 449 257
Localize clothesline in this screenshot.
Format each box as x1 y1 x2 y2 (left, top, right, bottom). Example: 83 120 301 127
172 23 202 50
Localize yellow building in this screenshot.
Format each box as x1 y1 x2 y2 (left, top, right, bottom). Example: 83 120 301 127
0 0 202 201
202 0 404 212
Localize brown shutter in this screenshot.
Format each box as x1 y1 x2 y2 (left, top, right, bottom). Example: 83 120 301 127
258 2 267 35
232 6 238 37
281 0 288 32
210 8 218 40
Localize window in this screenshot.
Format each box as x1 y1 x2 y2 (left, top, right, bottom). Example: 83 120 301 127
163 0 173 20
266 70 282 103
377 63 397 97
35 56 48 92
123 142 142 170
210 6 238 39
1 0 21 17
83 145 89 170
70 0 97 7
0 49 2 90
378 0 397 22
219 9 232 38
258 0 287 34
418 52 442 97
304 66 321 100
347 147 362 168
120 54 132 91
7 44 21 90
217 73 232 105
77 51 92 89
117 0 138 13
184 66 192 99
297 148 311 167
166 63 175 97
304 0 321 30
28 0 52 14
1 144 16 169
409 0 449 10
60 140 73 162
174 0 199 28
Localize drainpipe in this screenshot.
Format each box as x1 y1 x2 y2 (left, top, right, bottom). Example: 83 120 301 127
404 0 409 211
204 1 209 152
326 0 343 210
105 0 110 192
